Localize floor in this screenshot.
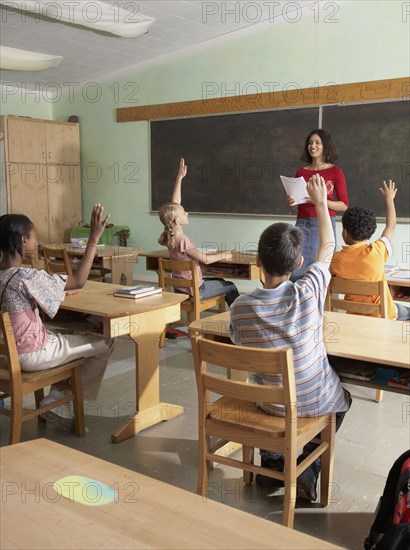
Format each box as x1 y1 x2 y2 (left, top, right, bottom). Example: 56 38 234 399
1 318 409 550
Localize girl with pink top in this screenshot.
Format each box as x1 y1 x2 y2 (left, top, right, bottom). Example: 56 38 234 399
158 158 239 306
0 205 114 431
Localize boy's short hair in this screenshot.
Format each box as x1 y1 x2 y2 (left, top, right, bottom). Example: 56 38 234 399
258 223 303 276
342 207 377 241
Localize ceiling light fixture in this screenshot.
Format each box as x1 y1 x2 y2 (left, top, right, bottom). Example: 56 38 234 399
0 45 62 71
1 1 155 38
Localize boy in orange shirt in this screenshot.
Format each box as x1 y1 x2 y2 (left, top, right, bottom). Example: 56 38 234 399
330 180 409 321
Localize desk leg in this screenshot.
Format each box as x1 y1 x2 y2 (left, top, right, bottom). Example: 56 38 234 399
110 257 135 286
111 306 184 443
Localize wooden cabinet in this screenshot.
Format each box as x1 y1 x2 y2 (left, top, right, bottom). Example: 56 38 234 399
1 116 82 244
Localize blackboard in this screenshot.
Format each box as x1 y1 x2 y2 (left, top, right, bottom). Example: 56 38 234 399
150 101 410 219
323 102 410 219
151 108 319 216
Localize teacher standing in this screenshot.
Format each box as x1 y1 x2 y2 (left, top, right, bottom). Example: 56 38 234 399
288 129 349 280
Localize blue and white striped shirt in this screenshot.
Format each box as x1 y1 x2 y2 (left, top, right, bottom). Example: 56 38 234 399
229 263 349 418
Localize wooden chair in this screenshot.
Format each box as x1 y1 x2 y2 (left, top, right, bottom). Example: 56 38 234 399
325 277 389 403
0 312 86 444
22 257 42 269
43 245 104 281
190 336 336 529
158 258 226 346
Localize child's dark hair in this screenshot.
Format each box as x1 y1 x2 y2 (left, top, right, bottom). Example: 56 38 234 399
258 223 303 276
0 214 33 259
342 207 377 241
301 129 339 164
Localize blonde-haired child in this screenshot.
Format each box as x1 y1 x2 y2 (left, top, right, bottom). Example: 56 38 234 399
158 158 239 306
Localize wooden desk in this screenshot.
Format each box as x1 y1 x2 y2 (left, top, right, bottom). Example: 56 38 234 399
45 244 139 285
189 311 410 395
140 249 260 280
386 269 410 288
386 269 410 302
0 439 343 550
60 281 188 443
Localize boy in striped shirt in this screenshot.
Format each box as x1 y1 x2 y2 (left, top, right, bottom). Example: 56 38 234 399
229 174 351 501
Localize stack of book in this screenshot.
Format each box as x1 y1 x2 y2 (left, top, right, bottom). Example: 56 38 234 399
113 284 162 299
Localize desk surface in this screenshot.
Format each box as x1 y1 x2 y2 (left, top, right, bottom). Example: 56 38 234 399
140 249 258 265
61 280 187 318
0 439 343 550
189 311 410 369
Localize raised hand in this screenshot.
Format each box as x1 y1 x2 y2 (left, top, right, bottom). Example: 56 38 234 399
89 204 110 242
177 157 187 180
379 180 397 202
306 173 327 206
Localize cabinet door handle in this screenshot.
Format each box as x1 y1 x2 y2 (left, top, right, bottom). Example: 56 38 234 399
48 151 52 158
42 152 46 158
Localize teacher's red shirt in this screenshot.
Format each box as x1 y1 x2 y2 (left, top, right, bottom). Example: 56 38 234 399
295 166 348 218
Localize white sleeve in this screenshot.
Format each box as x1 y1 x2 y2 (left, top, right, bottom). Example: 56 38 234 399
379 236 392 257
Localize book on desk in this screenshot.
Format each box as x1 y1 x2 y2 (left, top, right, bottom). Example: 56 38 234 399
113 285 162 299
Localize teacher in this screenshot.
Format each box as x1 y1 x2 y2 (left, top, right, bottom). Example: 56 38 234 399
288 129 348 280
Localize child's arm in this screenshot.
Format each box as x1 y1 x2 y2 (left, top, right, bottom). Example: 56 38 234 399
186 248 233 265
171 158 187 204
64 204 110 290
380 180 397 243
307 174 335 268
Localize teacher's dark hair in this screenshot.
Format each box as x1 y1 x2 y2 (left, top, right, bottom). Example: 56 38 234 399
0 214 33 259
301 129 339 164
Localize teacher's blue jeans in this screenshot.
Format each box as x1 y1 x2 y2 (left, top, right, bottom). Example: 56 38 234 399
291 216 336 281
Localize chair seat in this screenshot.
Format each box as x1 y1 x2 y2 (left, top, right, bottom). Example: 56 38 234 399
0 311 86 444
208 396 331 439
0 358 83 385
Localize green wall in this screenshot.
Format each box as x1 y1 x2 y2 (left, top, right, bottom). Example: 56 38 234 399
4 1 410 281
1 85 53 119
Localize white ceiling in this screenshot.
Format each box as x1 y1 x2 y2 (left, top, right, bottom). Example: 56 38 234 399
0 1 316 89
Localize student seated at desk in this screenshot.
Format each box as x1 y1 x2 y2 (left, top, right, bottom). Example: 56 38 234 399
229 174 351 501
330 180 410 321
0 205 114 431
158 158 239 306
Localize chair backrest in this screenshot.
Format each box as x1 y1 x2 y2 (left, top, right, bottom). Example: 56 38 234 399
43 246 73 276
0 312 23 395
325 277 389 318
22 257 40 269
158 258 200 306
191 335 296 432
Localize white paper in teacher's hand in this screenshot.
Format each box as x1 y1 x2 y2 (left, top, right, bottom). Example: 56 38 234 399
280 176 311 205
